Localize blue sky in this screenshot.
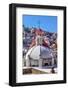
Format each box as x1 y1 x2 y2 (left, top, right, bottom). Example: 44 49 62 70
23 15 57 33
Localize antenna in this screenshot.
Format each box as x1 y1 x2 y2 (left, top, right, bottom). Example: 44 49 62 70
38 20 40 29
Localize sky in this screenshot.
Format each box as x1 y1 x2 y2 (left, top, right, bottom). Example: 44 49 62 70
23 15 57 33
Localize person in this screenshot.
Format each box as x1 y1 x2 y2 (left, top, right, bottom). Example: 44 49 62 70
51 67 55 73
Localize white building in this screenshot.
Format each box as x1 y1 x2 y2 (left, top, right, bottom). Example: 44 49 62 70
25 34 55 68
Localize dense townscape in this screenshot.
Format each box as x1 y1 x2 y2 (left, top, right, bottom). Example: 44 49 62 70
23 26 57 66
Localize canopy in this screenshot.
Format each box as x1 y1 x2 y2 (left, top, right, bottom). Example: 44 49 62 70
25 45 52 60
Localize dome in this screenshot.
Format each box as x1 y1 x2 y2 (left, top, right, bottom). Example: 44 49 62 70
25 45 52 60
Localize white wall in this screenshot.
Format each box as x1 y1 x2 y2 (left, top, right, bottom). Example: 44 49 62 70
0 0 68 89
